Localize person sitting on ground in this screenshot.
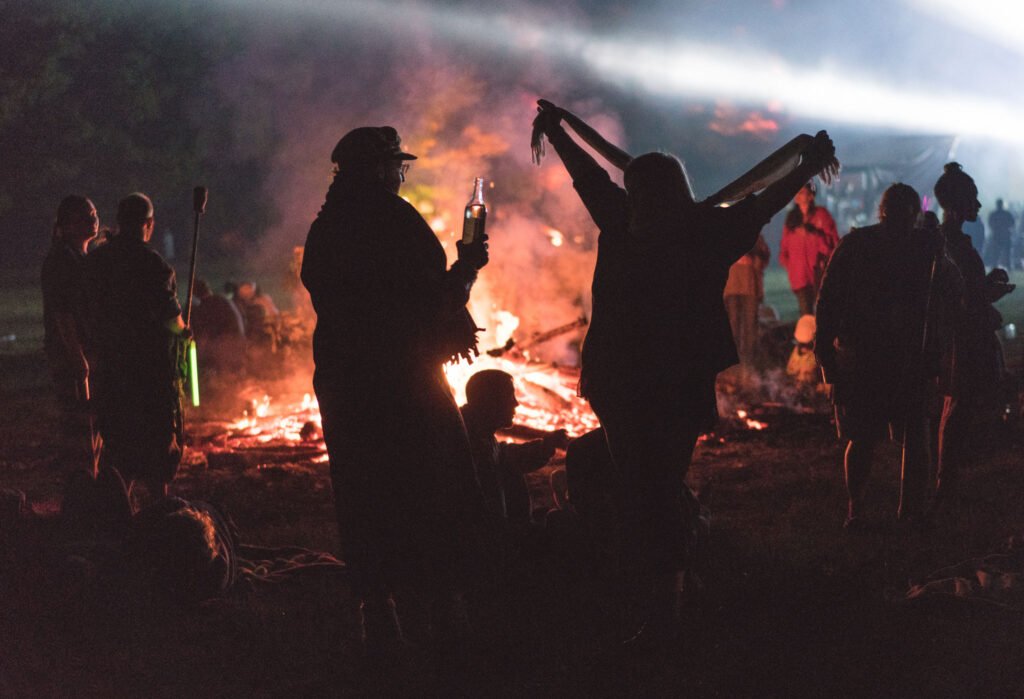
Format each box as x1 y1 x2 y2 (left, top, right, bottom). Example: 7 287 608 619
190 278 246 380
460 370 569 528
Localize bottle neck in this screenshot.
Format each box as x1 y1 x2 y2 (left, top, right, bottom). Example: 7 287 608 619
471 178 485 205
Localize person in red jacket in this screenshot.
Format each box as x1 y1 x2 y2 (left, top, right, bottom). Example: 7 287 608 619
779 182 839 315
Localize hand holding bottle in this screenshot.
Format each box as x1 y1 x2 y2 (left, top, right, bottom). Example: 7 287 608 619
457 235 489 271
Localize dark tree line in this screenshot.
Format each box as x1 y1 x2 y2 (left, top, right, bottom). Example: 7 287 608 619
0 0 276 272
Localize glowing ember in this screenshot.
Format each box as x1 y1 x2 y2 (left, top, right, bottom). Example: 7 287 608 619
736 409 768 431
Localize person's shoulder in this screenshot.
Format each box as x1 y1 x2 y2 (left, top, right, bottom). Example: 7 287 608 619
843 224 880 242
830 226 874 257
815 206 836 221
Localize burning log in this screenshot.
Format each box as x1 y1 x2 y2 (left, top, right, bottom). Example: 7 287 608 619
486 315 588 357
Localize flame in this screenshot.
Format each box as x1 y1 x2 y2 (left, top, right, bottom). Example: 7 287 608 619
708 104 780 137
736 409 767 431
493 309 520 346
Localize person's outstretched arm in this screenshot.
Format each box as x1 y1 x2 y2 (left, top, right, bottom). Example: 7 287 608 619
534 103 606 182
539 100 634 171
534 103 629 234
753 131 838 222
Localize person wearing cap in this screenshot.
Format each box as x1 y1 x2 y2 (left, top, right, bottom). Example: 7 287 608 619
816 183 960 530
87 193 189 499
302 126 490 654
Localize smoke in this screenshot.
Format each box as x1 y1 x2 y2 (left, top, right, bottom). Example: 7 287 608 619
213 10 626 364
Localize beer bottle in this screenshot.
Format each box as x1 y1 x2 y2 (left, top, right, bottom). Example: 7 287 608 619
461 177 487 244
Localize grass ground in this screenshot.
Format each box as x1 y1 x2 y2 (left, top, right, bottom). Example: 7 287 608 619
3 269 1024 696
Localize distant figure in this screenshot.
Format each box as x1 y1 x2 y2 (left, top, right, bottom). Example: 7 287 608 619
723 233 770 372
786 314 819 386
985 198 1015 269
88 193 189 499
190 279 246 379
816 183 960 529
933 163 1015 513
779 182 838 316
532 98 837 636
301 125 490 653
42 196 99 466
234 281 280 377
460 370 568 526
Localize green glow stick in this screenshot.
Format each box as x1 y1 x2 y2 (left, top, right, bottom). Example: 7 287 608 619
188 339 200 407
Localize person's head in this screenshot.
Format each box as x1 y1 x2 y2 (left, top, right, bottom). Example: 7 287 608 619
917 210 940 231
794 314 816 347
331 125 417 194
878 182 921 232
465 369 518 431
623 152 695 237
794 182 816 213
996 198 1005 211
235 281 256 302
117 193 155 241
134 499 233 603
54 195 98 248
933 162 981 223
194 279 212 300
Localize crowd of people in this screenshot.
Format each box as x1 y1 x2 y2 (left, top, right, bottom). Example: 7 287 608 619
39 102 1018 664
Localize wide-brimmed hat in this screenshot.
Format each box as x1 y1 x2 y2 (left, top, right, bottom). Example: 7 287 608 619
330 126 417 168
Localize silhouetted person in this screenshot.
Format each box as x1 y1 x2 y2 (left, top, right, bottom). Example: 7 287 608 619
962 217 985 256
460 370 568 526
816 184 959 529
723 233 770 373
933 163 1015 513
88 193 188 499
985 198 1015 269
301 126 490 654
780 182 838 315
532 98 837 636
42 195 99 467
190 278 246 380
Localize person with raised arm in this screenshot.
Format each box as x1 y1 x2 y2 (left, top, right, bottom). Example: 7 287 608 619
531 99 838 641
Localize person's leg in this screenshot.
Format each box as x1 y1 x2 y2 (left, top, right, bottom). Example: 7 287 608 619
794 286 815 317
739 294 759 368
897 412 930 521
724 295 743 355
935 395 971 512
598 400 702 641
844 438 875 523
